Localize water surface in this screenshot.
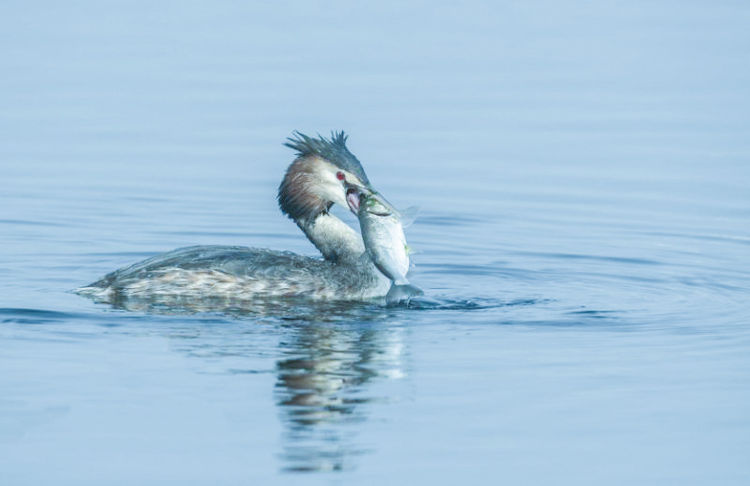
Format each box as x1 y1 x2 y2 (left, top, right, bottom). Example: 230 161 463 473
2 1 750 484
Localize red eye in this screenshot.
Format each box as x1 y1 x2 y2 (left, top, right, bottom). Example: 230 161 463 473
336 171 345 181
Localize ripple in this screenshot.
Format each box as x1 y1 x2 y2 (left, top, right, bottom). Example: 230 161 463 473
566 309 620 319
417 214 486 227
0 308 79 324
402 296 549 311
508 250 661 266
641 230 750 247
0 219 66 227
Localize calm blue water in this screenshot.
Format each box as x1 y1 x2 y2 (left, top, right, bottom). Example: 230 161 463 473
2 1 750 484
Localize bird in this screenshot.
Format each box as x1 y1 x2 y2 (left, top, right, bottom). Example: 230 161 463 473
76 132 395 306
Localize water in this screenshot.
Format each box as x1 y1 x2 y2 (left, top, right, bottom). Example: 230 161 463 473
2 1 749 484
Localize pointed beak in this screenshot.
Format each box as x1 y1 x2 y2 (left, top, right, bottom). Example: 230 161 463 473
344 181 398 216
345 184 362 213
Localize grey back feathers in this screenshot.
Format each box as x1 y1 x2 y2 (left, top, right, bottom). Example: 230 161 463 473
284 131 371 186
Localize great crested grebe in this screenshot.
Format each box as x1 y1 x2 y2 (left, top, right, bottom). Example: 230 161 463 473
77 132 399 303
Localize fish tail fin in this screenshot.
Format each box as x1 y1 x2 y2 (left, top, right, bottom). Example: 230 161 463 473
386 282 424 305
399 206 420 228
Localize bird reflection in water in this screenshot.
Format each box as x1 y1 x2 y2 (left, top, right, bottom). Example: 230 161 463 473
107 296 407 473
275 320 405 473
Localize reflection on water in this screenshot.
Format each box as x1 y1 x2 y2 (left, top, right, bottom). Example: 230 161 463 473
90 286 511 317
139 300 407 473
100 294 394 320
275 322 404 472
82 293 524 472
80 292 544 474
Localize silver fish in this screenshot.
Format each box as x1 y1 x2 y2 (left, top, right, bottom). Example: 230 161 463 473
357 193 423 304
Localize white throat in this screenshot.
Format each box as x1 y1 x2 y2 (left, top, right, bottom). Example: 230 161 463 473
299 212 365 262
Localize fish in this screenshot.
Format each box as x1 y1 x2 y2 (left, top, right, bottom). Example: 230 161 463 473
356 192 423 304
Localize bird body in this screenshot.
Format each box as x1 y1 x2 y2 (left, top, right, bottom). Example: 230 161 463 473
77 132 408 306
77 245 391 303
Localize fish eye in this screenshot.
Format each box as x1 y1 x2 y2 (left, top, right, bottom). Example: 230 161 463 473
336 171 345 181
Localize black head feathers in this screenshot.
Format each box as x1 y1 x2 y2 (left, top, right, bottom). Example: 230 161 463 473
284 131 371 186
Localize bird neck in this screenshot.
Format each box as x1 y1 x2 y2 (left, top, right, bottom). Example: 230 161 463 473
298 212 365 263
